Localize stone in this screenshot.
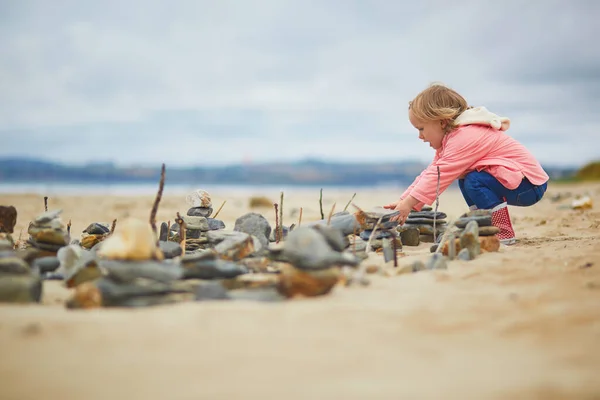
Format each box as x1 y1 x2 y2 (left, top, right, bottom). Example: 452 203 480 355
195 281 230 300
400 223 446 236
358 206 400 221
99 259 184 284
347 236 368 253
446 232 456 261
304 214 362 236
457 248 470 261
159 222 169 241
480 236 501 253
186 189 212 208
32 256 60 274
399 227 420 246
221 272 280 290
80 234 106 250
312 225 348 252
419 234 435 243
459 221 480 260
97 218 163 261
66 278 196 309
181 255 248 280
228 287 286 302
0 275 43 303
234 213 271 250
187 207 213 218
461 209 493 217
0 252 30 275
404 218 447 226
455 215 492 228
181 216 210 231
362 220 399 231
455 226 499 237
34 209 62 225
82 223 110 235
208 231 256 261
426 253 448 270
407 211 447 220
26 238 64 252
359 229 394 241
0 205 17 233
65 264 103 288
207 218 226 231
282 227 360 271
276 263 342 298
159 241 182 259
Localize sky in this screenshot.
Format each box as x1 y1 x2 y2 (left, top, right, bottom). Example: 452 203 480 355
1 0 598 167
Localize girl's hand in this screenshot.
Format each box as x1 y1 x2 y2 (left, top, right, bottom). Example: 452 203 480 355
383 199 412 224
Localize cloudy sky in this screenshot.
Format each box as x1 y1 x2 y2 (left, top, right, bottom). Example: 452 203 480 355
1 0 598 167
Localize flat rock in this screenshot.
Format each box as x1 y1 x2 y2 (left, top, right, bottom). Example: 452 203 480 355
186 189 212 208
82 223 110 235
182 256 248 280
33 209 62 225
208 231 256 261
159 241 182 259
32 256 60 274
408 211 447 220
181 216 210 231
99 259 184 284
404 218 447 226
0 251 30 275
187 207 213 218
455 215 492 228
207 218 226 230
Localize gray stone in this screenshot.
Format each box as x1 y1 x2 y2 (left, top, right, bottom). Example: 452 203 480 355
282 227 360 271
312 225 348 252
207 230 256 260
32 256 60 274
182 252 249 280
399 227 420 246
234 213 271 249
459 220 480 260
407 211 447 220
360 229 394 241
455 215 492 228
457 248 471 261
187 207 213 218
0 252 30 275
99 259 184 284
181 216 210 231
33 209 62 225
0 275 43 303
159 241 182 259
404 218 447 226
304 214 362 236
207 218 226 231
159 222 169 241
82 222 110 235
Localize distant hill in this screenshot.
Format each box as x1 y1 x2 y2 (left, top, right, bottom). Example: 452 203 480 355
575 161 600 181
0 157 578 186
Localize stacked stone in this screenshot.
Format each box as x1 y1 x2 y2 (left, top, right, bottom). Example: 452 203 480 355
397 210 447 246
454 210 499 237
356 207 401 260
168 189 227 253
80 222 111 249
26 210 70 256
0 248 43 304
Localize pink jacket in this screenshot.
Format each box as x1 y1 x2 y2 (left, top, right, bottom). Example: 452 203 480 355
400 122 549 210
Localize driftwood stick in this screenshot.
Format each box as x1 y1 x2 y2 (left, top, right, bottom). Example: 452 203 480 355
43 196 48 212
109 219 117 235
327 202 336 226
279 191 284 243
298 207 303 227
319 188 324 220
433 166 441 243
66 219 72 237
343 193 357 212
176 212 186 254
213 200 226 219
274 203 280 243
150 163 166 244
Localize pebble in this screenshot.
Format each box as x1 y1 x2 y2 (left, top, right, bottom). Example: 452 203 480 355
234 213 271 249
459 220 481 260
0 205 17 233
399 227 420 246
32 256 60 274
0 275 43 304
82 223 110 235
207 231 256 261
159 241 183 259
187 207 213 218
186 189 212 208
426 253 448 270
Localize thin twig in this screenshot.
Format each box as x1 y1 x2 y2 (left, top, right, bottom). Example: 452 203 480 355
279 191 284 243
213 200 226 219
319 188 324 220
352 225 357 256
434 217 456 255
392 235 398 267
109 219 117 235
166 220 171 242
327 202 336 225
43 196 48 212
433 166 441 243
274 203 280 243
343 193 356 212
67 219 72 237
150 163 166 244
298 207 303 227
365 216 384 254
176 212 186 254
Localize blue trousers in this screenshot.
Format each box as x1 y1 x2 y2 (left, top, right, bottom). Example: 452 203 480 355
459 171 548 210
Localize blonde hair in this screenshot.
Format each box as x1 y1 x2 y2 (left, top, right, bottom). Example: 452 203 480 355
408 83 470 133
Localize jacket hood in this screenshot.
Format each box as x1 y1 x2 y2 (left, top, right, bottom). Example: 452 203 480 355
454 106 510 131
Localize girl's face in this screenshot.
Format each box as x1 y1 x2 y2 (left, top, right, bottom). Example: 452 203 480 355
409 110 446 150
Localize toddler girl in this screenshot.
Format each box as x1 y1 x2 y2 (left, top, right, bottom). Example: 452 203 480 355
384 83 549 245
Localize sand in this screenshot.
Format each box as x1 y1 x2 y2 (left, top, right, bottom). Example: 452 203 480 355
1 182 599 399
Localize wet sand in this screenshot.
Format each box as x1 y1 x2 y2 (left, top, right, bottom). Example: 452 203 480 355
1 182 599 399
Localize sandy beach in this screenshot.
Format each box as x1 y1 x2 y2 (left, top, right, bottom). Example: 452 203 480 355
1 182 599 399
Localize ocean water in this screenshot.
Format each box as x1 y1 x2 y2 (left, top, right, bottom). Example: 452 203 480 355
0 182 406 197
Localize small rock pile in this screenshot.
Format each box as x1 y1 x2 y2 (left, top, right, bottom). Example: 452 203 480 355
398 208 447 246
80 222 111 249
26 210 70 255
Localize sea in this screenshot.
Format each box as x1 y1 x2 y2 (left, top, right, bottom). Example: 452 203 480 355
0 182 407 197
